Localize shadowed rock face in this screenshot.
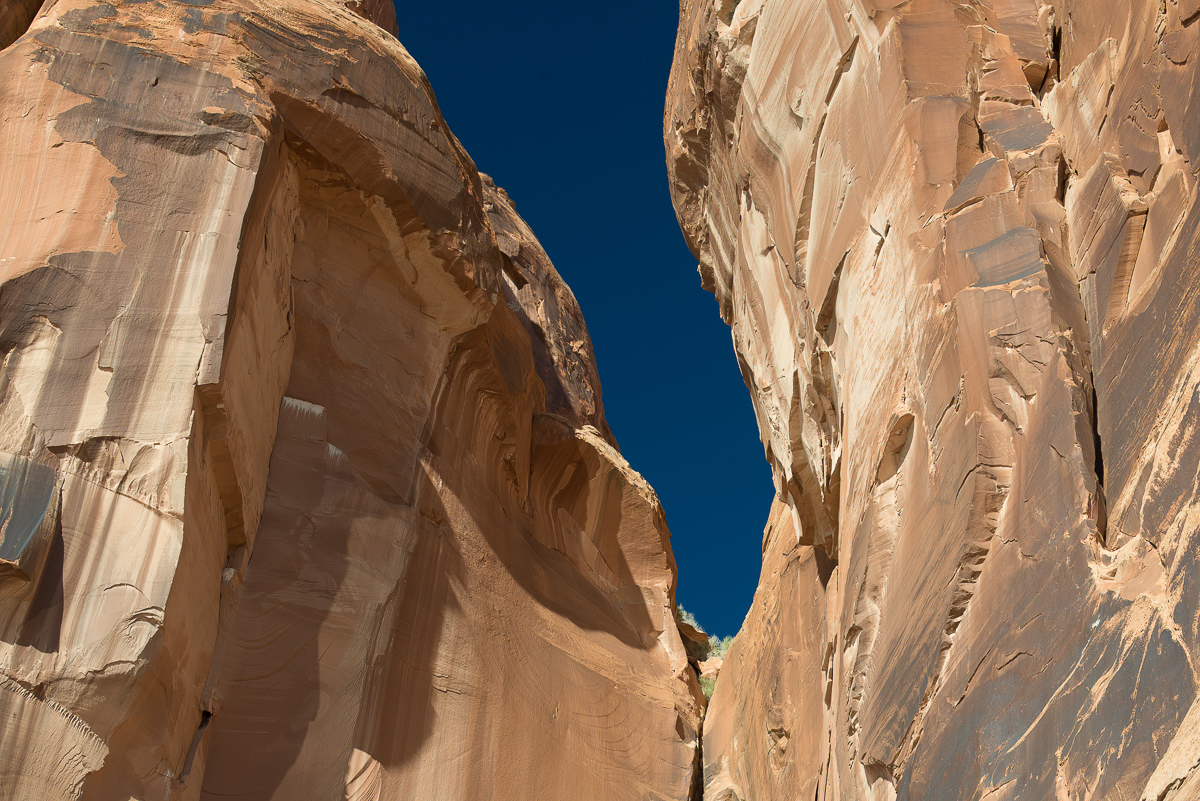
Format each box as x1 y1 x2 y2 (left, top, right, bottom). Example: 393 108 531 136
0 0 43 49
667 1 1200 799
0 1 702 798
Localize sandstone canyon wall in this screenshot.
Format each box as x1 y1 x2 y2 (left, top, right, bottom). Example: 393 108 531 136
667 0 1200 799
0 1 704 798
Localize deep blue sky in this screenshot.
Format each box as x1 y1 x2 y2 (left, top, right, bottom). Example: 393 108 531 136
394 3 774 638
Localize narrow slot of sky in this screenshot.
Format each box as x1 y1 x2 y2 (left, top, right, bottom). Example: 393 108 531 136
392 2 775 639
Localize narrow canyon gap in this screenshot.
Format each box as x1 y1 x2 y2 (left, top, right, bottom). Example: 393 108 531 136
389 2 775 643
3 0 1200 799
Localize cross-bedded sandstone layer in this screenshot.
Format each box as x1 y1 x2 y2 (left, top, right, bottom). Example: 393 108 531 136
0 2 703 798
667 0 1200 798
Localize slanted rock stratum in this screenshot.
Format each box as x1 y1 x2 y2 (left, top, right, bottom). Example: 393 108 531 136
667 0 1200 798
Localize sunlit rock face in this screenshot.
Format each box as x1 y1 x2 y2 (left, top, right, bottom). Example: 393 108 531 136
0 1 702 798
667 0 1200 798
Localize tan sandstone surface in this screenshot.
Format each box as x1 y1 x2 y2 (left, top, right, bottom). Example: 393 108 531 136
0 0 703 798
668 0 1200 798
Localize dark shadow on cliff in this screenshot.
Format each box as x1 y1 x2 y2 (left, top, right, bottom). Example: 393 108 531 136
14 516 64 653
359 477 460 771
199 409 355 799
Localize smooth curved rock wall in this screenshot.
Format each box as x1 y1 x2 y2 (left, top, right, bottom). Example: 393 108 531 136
0 1 702 798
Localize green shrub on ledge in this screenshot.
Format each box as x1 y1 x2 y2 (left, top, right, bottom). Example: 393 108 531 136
675 603 734 661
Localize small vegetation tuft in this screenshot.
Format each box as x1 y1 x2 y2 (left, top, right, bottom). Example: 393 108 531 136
707 634 734 660
676 603 735 658
677 605 702 632
675 604 736 699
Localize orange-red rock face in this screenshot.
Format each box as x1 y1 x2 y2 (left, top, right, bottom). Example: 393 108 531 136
0 2 701 798
668 1 1200 798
